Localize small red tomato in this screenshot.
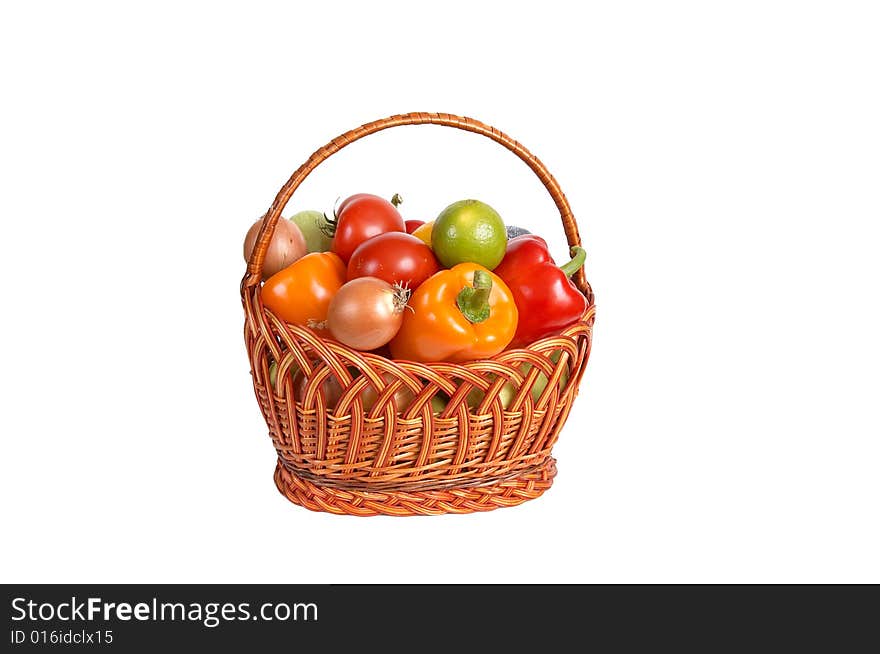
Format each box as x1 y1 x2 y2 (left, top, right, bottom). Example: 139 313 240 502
331 194 405 263
405 219 425 234
347 232 440 288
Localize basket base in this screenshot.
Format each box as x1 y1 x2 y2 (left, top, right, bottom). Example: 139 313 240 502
273 458 557 517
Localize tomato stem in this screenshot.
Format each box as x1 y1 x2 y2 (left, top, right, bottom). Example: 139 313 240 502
559 246 586 278
391 193 403 208
456 270 492 324
320 212 337 238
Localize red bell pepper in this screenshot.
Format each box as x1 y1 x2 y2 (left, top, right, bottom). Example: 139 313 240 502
493 235 588 348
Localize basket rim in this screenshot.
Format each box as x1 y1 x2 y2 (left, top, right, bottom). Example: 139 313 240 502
254 300 595 371
251 300 593 424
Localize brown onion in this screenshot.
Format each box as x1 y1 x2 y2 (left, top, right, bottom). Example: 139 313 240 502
243 213 307 280
327 277 410 351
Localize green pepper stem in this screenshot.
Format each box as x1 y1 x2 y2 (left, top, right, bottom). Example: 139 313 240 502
559 246 587 278
456 269 492 324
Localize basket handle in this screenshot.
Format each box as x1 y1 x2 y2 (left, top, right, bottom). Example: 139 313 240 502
244 112 590 297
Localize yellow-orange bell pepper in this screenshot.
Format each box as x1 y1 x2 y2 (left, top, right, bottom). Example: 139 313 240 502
389 263 518 363
411 221 434 247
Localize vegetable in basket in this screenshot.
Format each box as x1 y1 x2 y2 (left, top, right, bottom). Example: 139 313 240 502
467 377 517 410
243 213 307 280
411 221 433 247
462 351 570 411
524 350 570 402
326 277 411 351
505 225 530 239
270 361 417 413
493 235 588 348
328 193 405 263
260 252 346 332
389 264 517 363
405 219 425 233
347 231 439 288
290 210 333 253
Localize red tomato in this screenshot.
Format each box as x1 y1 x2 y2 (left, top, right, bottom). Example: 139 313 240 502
336 193 372 215
347 232 440 289
405 219 425 234
331 194 404 262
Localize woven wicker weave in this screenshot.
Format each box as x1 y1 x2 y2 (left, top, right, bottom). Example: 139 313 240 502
241 112 595 516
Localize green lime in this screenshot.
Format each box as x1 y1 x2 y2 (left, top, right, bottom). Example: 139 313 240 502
432 199 507 270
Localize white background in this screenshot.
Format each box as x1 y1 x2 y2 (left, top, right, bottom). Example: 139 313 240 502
1 1 878 584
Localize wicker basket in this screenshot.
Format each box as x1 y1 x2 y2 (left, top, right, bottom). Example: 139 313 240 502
241 112 595 516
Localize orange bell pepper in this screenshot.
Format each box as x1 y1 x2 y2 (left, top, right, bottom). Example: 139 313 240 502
389 263 518 363
261 252 346 330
